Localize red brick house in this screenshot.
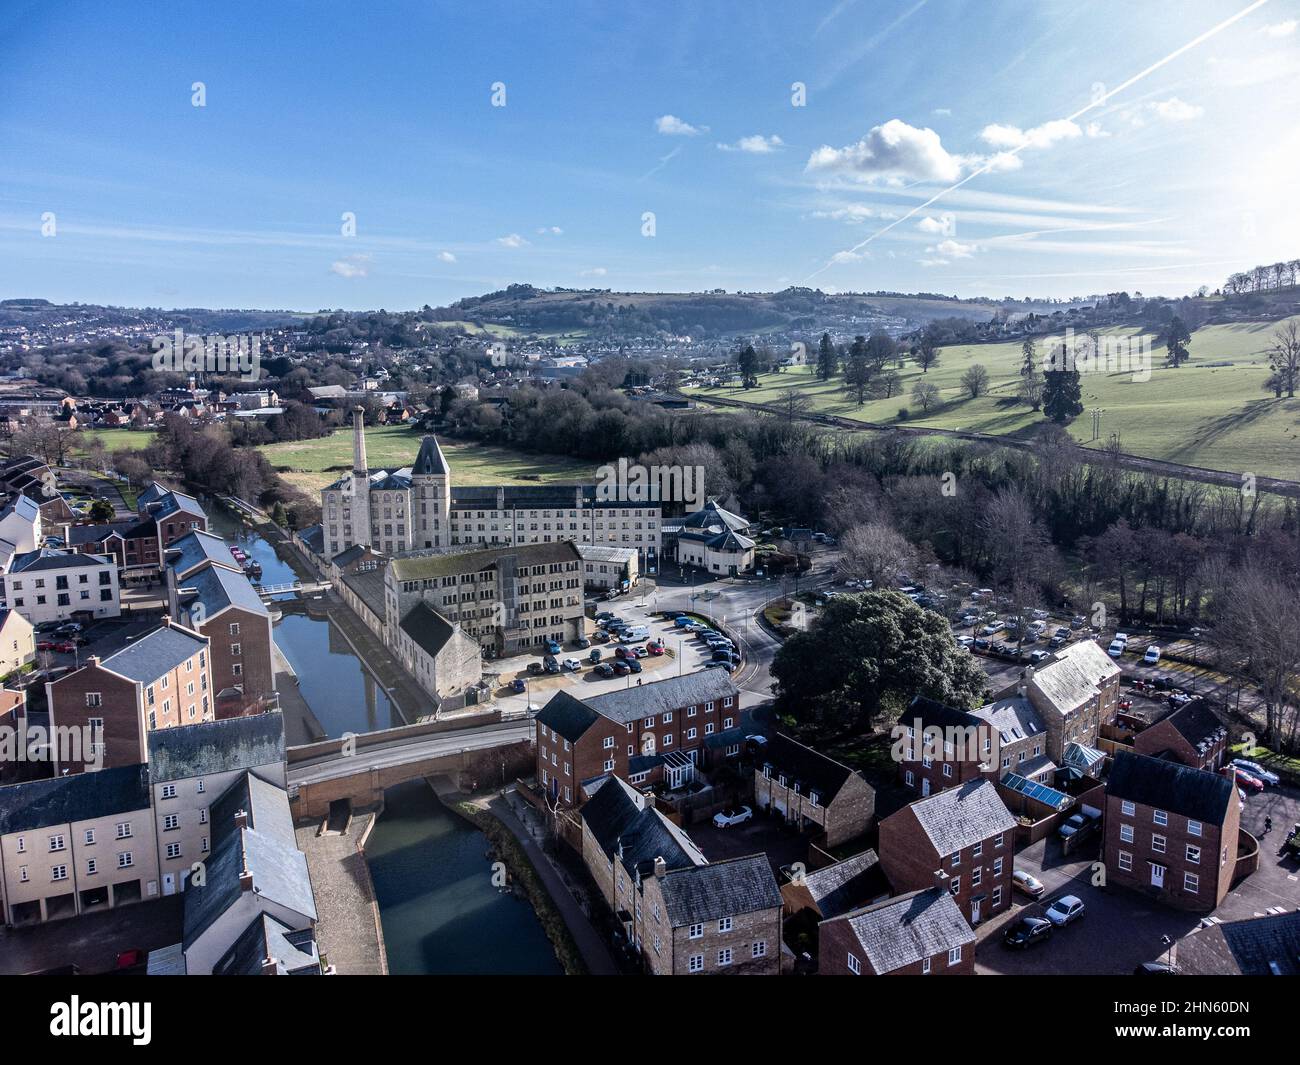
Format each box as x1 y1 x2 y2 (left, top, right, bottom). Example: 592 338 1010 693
535 671 741 806
819 886 976 975
877 779 1017 927
895 695 990 797
1103 750 1240 912
753 733 876 847
1133 699 1229 772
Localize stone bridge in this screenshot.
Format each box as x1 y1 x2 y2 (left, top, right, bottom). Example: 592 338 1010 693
286 712 536 820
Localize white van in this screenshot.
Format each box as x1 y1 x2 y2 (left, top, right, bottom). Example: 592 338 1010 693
1144 645 1161 665
623 625 650 643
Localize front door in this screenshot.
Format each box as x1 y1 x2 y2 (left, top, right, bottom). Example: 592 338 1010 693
970 896 982 924
162 873 176 896
921 778 931 797
1151 863 1165 889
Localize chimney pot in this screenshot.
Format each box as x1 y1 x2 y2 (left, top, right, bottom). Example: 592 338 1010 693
653 856 667 878
933 869 950 891
233 808 249 830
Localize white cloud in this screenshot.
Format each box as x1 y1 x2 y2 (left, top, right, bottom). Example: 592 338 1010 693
916 215 950 234
805 119 962 183
932 107 952 117
535 225 563 235
1263 19 1296 37
330 254 372 278
980 118 1082 151
655 114 706 136
496 233 528 248
931 238 976 258
830 249 866 264
812 204 876 223
1152 96 1203 121
437 251 456 263
1085 121 1110 139
579 267 607 277
718 134 784 153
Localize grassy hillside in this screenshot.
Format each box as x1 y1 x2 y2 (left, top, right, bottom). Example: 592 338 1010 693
258 424 597 493
696 317 1300 479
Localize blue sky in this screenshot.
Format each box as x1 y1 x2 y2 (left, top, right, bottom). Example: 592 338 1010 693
1 0 1297 309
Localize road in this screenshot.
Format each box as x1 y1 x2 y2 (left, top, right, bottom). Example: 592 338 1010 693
287 719 534 786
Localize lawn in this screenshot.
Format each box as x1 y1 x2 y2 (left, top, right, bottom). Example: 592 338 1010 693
258 424 597 492
696 317 1300 479
74 428 158 456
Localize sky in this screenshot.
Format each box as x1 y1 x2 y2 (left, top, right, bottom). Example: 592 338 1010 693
1 0 1297 310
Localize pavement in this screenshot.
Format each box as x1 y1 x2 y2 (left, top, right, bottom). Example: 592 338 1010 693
295 810 387 975
0 895 184 975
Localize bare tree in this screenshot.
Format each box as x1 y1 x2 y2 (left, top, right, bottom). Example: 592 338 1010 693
911 381 940 412
838 521 916 587
1267 319 1300 398
1217 565 1300 750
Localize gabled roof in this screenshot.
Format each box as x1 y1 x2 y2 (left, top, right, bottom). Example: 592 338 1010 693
971 694 1045 743
902 779 1017 856
762 732 858 803
65 521 134 546
678 499 749 534
536 689 600 743
98 623 207 685
398 602 456 659
797 849 887 919
178 562 268 622
389 540 581 582
298 524 325 554
828 887 975 974
579 775 705 874
1028 640 1120 716
0 764 150 835
8 548 109 573
1176 910 1300 976
213 912 320 976
1161 699 1228 752
1107 750 1233 824
147 713 285 783
412 435 449 476
656 854 781 927
584 670 738 726
330 544 369 567
903 694 983 733
166 529 241 578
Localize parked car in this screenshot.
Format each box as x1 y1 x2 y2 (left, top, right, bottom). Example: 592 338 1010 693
37 640 76 654
594 663 615 678
510 678 527 693
53 622 83 636
614 645 632 659
1003 916 1053 949
1134 961 1177 975
1030 650 1051 664
611 661 631 676
704 660 736 672
1230 759 1279 785
562 658 582 672
646 641 664 656
527 661 544 675
712 806 753 828
1058 814 1087 839
543 655 561 674
588 648 602 663
1144 645 1162 665
1107 639 1126 658
115 948 146 969
544 640 562 655
595 611 616 622
1070 615 1086 629
1044 895 1085 926
575 637 591 649
626 658 643 674
1232 768 1265 792
1012 870 1045 898
592 630 611 643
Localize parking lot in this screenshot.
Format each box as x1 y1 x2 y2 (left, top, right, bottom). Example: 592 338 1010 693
685 807 811 878
491 596 734 714
976 782 1300 974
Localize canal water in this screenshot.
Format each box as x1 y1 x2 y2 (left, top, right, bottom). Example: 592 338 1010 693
204 502 561 974
365 781 562 975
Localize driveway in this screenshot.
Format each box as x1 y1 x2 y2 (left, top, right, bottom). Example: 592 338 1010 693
686 808 812 878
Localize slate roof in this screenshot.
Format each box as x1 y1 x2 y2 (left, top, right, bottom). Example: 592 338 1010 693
213 913 320 976
389 540 581 582
166 529 239 578
832 887 975 974
1106 750 1234 824
99 623 207 684
656 854 782 927
903 694 983 733
972 694 1045 743
678 525 755 552
1162 699 1228 751
1176 910 1300 976
536 689 600 743
678 500 750 534
65 521 134 546
762 732 857 803
340 567 386 619
298 524 324 555
579 775 704 874
904 779 1017 856
331 544 369 567
1029 639 1120 716
398 602 456 659
179 562 268 623
797 849 888 919
412 435 449 476
147 712 285 783
584 670 738 726
8 548 111 572
0 764 150 835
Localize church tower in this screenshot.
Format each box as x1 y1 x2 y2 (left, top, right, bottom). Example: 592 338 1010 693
411 434 451 550
350 406 372 548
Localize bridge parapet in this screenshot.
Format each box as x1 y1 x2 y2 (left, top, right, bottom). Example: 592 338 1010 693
286 709 505 764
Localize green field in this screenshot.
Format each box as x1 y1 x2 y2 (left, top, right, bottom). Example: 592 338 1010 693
696 318 1300 479
258 424 597 492
76 428 159 455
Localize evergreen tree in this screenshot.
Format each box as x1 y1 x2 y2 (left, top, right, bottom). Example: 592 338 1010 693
1165 315 1192 367
737 344 760 388
1042 366 1083 423
815 332 837 380
843 335 873 404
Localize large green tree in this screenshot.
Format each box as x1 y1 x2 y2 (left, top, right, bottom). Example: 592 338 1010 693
771 590 989 733
843 335 873 404
815 332 838 380
737 344 760 388
1041 366 1083 424
1165 315 1192 367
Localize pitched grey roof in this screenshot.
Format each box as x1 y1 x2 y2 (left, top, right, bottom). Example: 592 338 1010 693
298 524 324 554
340 567 385 619
147 713 285 783
179 562 268 623
412 435 449 476
832 887 975 973
579 775 705 874
398 602 455 659
656 854 782 927
331 544 369 566
8 548 111 572
536 690 600 744
1162 699 1228 751
389 540 581 582
972 694 1045 743
584 670 738 726
903 695 983 733
798 849 886 919
904 779 1017 856
763 733 858 803
100 623 207 684
0 764 150 835
213 913 320 976
1107 750 1233 824
65 521 134 546
1176 910 1300 976
166 529 239 578
1029 639 1120 716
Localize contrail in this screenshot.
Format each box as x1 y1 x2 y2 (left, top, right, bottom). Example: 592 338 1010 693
801 0 1273 283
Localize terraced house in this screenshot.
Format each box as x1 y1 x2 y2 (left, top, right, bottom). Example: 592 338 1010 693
535 671 742 806
753 733 875 847
1013 639 1121 762
0 548 119 626
819 887 976 976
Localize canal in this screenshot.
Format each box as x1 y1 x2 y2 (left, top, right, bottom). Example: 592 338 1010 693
204 502 561 974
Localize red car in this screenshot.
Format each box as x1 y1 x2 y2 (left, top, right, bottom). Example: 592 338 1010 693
115 948 146 969
1233 767 1265 792
646 642 665 656
37 640 76 654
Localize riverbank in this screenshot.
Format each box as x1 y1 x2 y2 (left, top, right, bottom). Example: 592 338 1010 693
295 808 388 975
